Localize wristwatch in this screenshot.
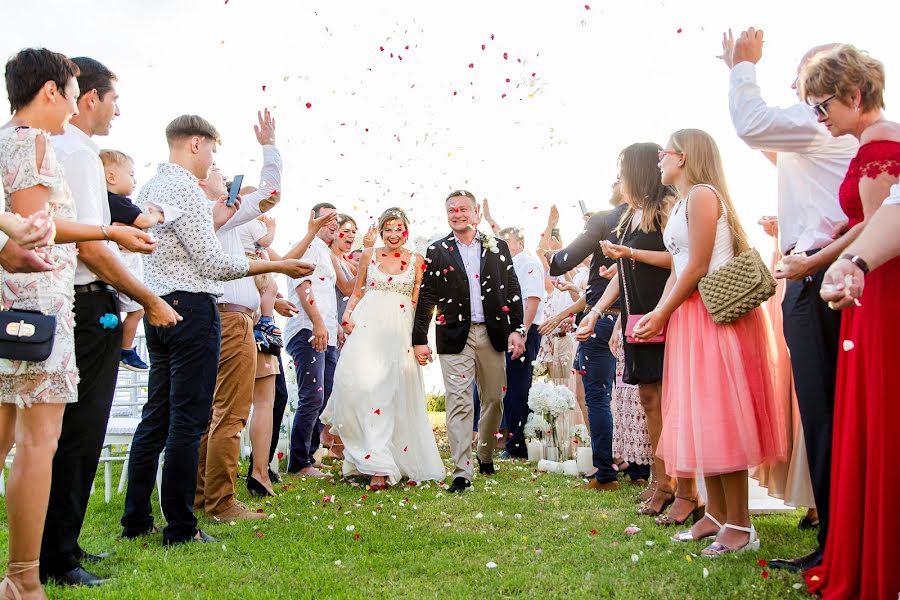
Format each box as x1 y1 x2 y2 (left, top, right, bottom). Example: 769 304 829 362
840 253 870 275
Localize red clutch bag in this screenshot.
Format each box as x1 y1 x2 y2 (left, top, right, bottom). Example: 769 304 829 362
624 314 666 344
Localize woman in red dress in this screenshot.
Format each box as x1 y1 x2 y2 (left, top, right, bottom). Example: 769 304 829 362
800 45 900 599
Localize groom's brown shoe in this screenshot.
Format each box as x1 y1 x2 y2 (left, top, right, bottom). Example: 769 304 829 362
577 479 619 492
446 477 471 493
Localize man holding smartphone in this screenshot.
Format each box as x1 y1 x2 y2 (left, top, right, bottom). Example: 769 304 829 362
192 109 287 522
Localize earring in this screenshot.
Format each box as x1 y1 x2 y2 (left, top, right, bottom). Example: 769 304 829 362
855 105 860 112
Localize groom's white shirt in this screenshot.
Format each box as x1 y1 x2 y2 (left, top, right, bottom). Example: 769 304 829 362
453 233 485 323
283 235 338 347
512 252 546 327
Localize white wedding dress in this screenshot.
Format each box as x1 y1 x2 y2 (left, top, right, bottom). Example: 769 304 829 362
320 255 445 485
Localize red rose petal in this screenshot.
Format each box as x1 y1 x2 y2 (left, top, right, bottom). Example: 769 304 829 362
394 252 401 257
403 446 408 452
503 52 508 60
405 45 410 50
501 306 510 313
305 102 312 109
590 529 598 535
505 78 511 83
365 454 371 459
339 232 345 238
256 508 264 513
501 93 507 98
481 44 486 50
256 531 264 538
585 4 591 9
468 63 474 68
490 34 495 40
277 451 284 459
380 46 384 52
354 533 360 539
761 571 769 580
677 28 683 33
758 559 767 567
374 408 381 415
400 304 405 309
453 91 457 96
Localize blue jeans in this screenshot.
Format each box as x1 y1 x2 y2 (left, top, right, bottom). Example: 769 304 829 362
287 332 337 472
575 314 617 484
502 325 541 457
121 292 221 545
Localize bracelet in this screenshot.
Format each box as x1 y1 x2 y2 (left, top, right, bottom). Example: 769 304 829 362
840 253 869 275
590 304 603 316
100 224 110 241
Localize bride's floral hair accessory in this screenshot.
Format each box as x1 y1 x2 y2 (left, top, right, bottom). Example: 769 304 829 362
378 207 410 234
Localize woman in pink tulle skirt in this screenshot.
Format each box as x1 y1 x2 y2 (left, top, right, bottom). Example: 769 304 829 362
633 129 786 556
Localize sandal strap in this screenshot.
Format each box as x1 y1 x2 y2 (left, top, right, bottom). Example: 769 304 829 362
674 495 700 502
5 560 39 575
705 513 724 529
723 523 753 533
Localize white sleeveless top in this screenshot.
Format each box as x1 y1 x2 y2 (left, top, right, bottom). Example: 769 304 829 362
663 184 734 278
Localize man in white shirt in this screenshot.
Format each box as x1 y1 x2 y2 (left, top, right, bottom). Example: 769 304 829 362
284 202 340 477
41 57 180 589
192 109 285 522
496 227 545 459
724 28 858 572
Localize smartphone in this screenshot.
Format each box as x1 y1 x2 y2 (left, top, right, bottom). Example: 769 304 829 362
578 200 588 215
226 174 244 207
551 228 560 239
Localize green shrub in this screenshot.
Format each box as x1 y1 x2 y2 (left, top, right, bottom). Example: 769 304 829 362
426 391 446 412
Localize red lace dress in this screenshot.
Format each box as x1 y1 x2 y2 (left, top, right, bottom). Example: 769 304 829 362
806 140 900 599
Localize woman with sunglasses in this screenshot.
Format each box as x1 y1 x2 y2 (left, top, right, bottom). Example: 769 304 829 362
633 129 785 556
800 45 900 599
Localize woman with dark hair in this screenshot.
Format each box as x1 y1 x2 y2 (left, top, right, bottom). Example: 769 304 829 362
0 48 152 599
576 143 679 513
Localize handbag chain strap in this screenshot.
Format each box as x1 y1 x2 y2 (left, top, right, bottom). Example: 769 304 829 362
616 224 632 317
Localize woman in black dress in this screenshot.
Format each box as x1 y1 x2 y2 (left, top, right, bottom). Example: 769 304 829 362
578 143 687 521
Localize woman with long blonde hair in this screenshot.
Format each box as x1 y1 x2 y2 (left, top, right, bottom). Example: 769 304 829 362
634 128 785 555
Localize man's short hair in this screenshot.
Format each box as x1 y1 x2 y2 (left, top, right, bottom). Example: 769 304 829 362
165 114 222 147
70 57 116 101
4 48 80 113
99 149 132 169
445 189 477 204
311 202 337 217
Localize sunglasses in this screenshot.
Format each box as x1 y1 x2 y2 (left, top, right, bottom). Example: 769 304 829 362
810 94 837 119
658 149 681 161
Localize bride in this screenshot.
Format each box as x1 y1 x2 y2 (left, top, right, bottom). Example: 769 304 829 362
320 207 445 489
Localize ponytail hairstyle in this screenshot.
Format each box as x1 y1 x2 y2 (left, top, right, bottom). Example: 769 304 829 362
614 142 675 237
669 129 750 255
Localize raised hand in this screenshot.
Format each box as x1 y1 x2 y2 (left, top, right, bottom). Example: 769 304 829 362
733 27 764 66
718 28 735 69
362 223 378 249
307 209 337 235
547 205 560 229
254 108 276 145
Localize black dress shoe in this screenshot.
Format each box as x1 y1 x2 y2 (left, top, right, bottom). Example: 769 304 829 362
79 551 111 564
798 515 820 530
269 468 282 484
768 547 824 572
477 458 496 475
49 566 105 587
247 475 277 497
121 523 161 539
446 477 472 493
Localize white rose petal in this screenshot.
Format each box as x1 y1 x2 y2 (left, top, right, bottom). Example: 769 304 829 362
703 568 709 578
843 340 855 351
485 561 498 569
335 560 342 566
475 512 483 519
631 554 640 563
345 525 355 531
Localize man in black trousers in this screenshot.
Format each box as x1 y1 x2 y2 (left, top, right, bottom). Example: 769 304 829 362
42 57 181 588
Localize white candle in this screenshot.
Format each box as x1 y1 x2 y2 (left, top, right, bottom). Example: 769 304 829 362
576 446 593 474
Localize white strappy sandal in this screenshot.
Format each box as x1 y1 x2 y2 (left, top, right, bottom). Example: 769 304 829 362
671 512 725 542
702 523 761 556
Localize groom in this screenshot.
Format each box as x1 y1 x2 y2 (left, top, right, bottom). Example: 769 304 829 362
413 190 525 493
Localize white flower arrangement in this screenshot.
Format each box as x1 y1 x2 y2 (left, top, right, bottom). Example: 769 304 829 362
528 381 577 458
523 412 550 441
571 424 589 446
480 231 500 254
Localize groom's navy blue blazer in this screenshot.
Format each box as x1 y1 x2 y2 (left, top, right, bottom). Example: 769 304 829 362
413 232 524 355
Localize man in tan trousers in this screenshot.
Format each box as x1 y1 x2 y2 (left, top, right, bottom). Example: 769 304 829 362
413 190 525 493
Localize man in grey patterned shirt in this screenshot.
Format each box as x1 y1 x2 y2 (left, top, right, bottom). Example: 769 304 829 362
120 114 312 546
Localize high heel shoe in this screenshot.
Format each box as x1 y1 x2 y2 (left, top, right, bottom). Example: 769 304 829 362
671 513 724 542
702 523 761 556
656 495 705 526
1 559 40 600
638 489 675 516
247 475 276 497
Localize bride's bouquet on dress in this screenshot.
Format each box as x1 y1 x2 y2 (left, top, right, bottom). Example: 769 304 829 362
527 381 576 463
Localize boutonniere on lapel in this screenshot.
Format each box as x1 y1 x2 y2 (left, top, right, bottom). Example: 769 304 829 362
479 231 500 254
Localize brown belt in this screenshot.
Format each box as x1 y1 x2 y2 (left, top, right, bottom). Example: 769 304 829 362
217 303 254 316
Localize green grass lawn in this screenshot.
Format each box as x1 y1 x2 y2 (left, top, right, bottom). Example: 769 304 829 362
1 413 815 599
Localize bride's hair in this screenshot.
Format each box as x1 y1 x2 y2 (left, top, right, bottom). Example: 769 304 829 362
378 207 410 235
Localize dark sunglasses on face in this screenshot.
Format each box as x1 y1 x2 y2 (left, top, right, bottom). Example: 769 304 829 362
811 94 837 119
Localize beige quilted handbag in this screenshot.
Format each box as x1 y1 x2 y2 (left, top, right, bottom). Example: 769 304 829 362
684 184 777 324
698 247 776 324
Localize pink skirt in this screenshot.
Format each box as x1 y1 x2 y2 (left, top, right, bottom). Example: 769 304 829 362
658 292 786 478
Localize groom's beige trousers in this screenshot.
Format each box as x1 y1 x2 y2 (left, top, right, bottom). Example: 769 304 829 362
439 324 507 481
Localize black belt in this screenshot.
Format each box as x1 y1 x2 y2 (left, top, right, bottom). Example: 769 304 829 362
74 281 116 295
